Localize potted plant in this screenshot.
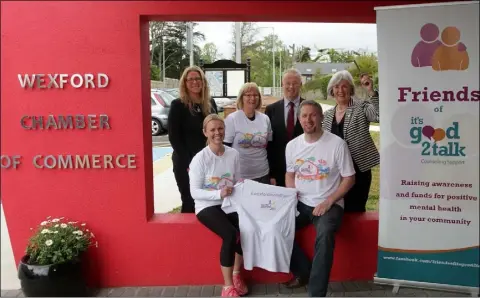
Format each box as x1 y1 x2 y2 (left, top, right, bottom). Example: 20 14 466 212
18 216 98 297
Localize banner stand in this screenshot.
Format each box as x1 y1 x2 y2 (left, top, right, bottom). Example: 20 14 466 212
374 0 479 295
373 273 479 297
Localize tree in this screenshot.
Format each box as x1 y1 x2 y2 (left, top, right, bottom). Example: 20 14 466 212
295 46 312 62
150 65 160 81
242 33 288 87
200 42 219 63
313 48 357 63
348 52 378 86
230 22 260 62
150 21 205 80
149 22 168 65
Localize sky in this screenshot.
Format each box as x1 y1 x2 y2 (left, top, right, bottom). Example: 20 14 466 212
196 22 378 59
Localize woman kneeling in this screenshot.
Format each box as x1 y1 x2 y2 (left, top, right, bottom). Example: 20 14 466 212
188 114 248 297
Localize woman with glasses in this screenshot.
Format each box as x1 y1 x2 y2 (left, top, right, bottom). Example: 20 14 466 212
168 66 218 213
224 82 273 184
322 70 379 212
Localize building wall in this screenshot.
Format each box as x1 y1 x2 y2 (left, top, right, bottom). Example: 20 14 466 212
151 79 180 89
1 0 444 288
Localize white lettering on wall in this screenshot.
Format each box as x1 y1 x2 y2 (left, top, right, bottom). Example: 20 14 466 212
32 155 137 169
20 115 110 130
18 73 109 89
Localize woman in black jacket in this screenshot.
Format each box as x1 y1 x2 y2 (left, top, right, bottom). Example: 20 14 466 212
168 66 218 213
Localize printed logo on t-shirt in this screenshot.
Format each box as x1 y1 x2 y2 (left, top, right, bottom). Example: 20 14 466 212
294 157 330 181
260 200 276 210
237 132 268 148
204 173 234 190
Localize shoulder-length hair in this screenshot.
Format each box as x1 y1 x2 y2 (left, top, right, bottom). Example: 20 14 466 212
236 82 263 110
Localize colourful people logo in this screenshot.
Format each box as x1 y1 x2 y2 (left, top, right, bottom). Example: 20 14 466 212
204 173 234 190
237 132 268 148
294 157 330 181
411 23 469 71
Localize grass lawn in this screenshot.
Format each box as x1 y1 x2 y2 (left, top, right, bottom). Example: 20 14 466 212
168 131 380 213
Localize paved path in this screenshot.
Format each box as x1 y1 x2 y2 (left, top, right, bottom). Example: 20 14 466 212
1 281 471 297
1 205 21 290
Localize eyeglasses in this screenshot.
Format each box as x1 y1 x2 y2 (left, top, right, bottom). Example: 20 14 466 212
186 77 202 82
243 94 260 98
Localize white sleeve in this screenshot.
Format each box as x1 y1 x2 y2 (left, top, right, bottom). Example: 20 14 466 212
266 117 273 142
336 142 356 177
233 150 242 182
224 113 235 144
285 141 295 173
189 155 222 201
222 182 243 214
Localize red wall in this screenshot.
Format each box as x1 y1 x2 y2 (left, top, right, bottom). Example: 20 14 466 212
1 0 449 287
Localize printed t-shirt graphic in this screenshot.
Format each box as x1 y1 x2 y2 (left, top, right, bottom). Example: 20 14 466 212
188 146 240 215
285 131 356 208
224 110 273 179
221 179 297 273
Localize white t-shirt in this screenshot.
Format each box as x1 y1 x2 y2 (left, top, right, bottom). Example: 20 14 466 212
285 131 356 208
224 110 272 179
221 179 298 273
189 146 241 215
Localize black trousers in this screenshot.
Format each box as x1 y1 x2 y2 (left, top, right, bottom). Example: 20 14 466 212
196 205 243 267
172 155 195 213
252 174 270 184
271 170 286 187
343 163 372 212
290 203 344 297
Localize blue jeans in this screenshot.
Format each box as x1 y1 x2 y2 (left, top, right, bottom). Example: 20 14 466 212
290 201 344 297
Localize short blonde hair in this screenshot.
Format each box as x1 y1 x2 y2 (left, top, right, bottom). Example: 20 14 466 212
236 82 263 110
203 114 224 130
202 114 225 145
327 70 355 97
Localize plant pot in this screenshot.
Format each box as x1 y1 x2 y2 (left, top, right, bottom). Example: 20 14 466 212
18 255 88 297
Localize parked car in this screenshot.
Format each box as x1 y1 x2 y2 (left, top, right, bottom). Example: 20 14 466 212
161 88 180 99
213 97 236 113
151 89 175 136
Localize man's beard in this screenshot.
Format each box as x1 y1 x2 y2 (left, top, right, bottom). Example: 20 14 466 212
304 125 317 134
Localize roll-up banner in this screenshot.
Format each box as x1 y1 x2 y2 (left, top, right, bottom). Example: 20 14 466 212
375 1 479 295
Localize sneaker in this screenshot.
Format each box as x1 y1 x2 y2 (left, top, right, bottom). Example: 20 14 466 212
221 286 240 297
233 273 248 296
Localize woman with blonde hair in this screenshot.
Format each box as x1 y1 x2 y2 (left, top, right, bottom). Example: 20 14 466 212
224 82 273 184
189 114 248 297
168 66 218 213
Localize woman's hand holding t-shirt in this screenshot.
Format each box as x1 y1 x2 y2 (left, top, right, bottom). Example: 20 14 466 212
220 186 234 199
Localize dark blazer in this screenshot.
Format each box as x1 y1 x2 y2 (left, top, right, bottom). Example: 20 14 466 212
322 94 379 173
265 97 305 187
168 98 218 170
